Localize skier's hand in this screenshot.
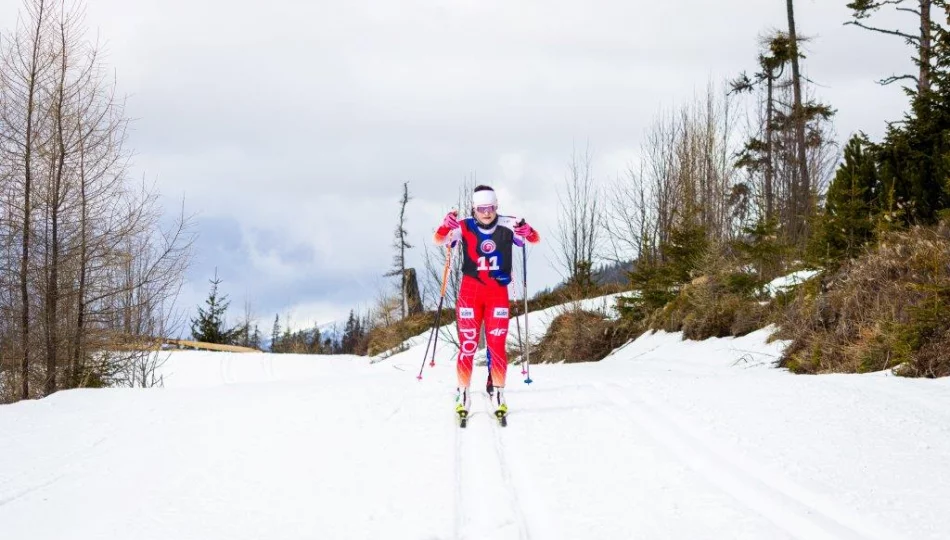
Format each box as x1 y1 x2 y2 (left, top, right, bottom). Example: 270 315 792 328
514 220 533 237
441 210 460 230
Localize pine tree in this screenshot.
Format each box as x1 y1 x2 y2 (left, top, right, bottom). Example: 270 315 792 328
811 134 880 264
384 182 414 318
341 310 358 354
270 314 281 353
250 324 262 350
190 270 243 344
874 6 950 225
308 324 322 354
846 0 935 96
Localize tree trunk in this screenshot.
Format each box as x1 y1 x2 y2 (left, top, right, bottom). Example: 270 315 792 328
71 153 88 386
765 74 775 222
19 0 50 400
786 0 810 242
46 23 69 395
920 0 932 95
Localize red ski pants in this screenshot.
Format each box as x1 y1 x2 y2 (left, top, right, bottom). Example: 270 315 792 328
456 275 510 389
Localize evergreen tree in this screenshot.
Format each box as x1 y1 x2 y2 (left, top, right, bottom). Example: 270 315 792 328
810 134 880 264
308 324 323 354
384 182 414 318
340 310 358 354
732 218 786 283
874 8 950 225
270 314 281 353
250 324 262 350
190 270 243 344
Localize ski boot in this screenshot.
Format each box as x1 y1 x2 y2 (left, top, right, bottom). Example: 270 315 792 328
455 387 471 428
493 388 508 427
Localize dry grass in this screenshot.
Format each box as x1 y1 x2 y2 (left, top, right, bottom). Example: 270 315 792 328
532 308 637 363
647 274 772 340
365 309 452 357
776 223 950 377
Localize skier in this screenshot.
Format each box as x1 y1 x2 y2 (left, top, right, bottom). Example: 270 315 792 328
433 185 540 425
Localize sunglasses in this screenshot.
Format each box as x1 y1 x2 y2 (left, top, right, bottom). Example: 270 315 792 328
474 205 497 214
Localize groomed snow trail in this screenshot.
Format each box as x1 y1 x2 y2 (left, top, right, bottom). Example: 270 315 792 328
2 323 950 539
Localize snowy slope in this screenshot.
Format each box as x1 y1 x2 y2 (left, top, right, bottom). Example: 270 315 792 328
2 297 950 539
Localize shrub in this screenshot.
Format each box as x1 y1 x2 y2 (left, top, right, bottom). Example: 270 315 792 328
777 223 950 377
532 309 638 363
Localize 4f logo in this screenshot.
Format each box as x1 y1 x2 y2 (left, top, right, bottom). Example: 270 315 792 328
488 328 507 337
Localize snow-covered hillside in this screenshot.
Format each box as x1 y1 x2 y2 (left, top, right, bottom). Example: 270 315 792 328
2 295 949 540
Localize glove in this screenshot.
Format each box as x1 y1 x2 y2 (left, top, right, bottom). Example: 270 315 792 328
441 211 460 230
514 220 533 237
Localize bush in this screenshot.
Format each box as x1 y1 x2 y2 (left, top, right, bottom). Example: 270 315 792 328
532 309 638 363
777 223 950 377
366 309 451 357
646 273 771 340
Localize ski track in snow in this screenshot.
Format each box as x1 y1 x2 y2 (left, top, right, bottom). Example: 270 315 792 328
599 380 908 540
484 393 531 540
453 394 531 540
4 297 950 540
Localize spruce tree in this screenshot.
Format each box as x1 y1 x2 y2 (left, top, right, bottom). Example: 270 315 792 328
875 8 950 225
811 134 879 264
270 314 281 353
190 270 242 344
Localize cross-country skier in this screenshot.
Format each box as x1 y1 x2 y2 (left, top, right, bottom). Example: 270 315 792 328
433 185 540 425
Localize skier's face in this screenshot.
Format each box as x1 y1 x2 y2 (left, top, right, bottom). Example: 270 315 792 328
474 204 497 225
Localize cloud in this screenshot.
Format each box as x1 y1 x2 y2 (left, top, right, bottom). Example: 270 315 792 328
0 0 921 331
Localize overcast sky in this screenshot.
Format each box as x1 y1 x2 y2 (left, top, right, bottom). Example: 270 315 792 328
1 0 915 333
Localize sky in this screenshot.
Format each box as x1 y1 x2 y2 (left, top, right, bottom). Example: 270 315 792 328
0 0 916 333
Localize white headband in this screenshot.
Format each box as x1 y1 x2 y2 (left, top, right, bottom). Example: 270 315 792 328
472 189 498 208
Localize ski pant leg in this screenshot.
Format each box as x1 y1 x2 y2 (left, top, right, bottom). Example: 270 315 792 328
484 284 510 388
455 277 484 388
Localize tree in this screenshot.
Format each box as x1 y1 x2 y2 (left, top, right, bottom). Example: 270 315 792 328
787 0 812 242
556 143 601 293
270 314 281 352
732 32 793 223
340 310 359 354
1 0 54 399
811 134 880 264
189 270 242 344
384 181 416 318
846 0 936 96
0 0 194 401
250 324 262 350
873 4 950 225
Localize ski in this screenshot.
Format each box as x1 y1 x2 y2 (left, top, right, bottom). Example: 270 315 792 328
457 410 469 428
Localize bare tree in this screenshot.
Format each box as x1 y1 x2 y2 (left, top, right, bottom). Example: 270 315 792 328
0 0 195 402
555 143 601 292
421 174 476 348
608 84 740 270
0 0 56 399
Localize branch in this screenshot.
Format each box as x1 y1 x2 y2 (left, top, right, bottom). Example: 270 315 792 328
844 20 918 43
879 73 918 86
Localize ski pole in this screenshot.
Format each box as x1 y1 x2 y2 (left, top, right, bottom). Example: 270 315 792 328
520 229 533 384
417 244 454 380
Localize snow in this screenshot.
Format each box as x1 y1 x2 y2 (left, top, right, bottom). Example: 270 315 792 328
3 295 950 539
765 269 821 296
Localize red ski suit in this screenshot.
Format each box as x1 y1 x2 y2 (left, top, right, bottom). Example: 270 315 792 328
435 215 540 389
